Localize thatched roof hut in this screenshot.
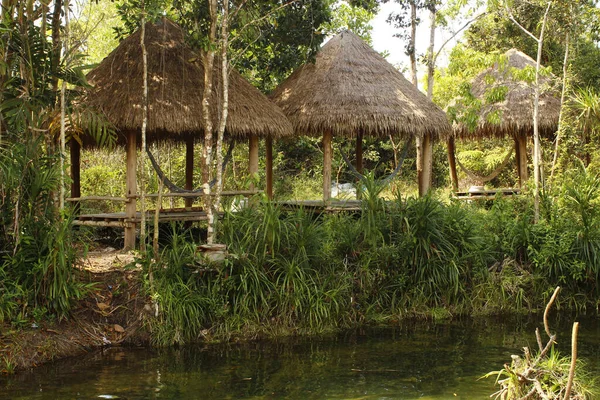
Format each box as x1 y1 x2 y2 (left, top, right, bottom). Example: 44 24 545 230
452 48 561 139
270 30 451 140
85 17 292 145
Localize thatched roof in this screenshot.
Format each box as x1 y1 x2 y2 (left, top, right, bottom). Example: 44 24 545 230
453 48 561 139
84 17 292 146
270 30 451 140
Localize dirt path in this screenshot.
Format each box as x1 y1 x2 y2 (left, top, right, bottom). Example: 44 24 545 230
1 249 149 373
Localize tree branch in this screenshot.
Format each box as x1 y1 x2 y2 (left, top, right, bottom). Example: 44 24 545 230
229 0 301 46
433 12 487 65
505 5 540 43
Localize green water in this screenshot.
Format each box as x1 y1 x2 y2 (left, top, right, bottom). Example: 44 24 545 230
2 316 599 399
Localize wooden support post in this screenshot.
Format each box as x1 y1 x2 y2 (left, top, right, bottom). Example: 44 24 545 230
70 140 81 215
323 130 332 201
185 137 194 208
447 137 458 192
266 137 273 199
355 131 363 175
124 130 137 250
355 132 363 199
249 135 259 191
516 135 528 188
418 133 433 196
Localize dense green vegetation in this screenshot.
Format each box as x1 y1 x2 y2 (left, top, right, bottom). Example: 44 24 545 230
1 3 600 391
141 171 600 346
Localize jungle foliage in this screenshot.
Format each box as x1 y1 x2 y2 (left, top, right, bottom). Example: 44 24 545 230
142 170 600 345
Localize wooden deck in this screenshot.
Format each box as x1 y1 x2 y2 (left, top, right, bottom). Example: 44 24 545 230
277 200 362 212
455 187 521 200
73 207 211 227
73 200 363 227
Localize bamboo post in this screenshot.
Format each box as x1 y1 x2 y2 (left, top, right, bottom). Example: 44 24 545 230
447 137 458 192
266 137 273 199
355 131 363 175
185 137 194 208
249 135 259 190
418 133 433 196
516 134 528 188
70 140 81 215
323 130 333 201
124 130 137 250
355 131 363 199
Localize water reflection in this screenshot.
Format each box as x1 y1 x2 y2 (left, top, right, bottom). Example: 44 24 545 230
2 316 599 399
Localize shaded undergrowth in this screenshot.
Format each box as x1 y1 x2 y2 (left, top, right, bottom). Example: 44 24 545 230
142 172 600 346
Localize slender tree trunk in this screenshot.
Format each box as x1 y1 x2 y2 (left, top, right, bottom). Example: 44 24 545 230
51 0 63 96
139 6 148 252
201 0 218 244
419 3 436 195
209 0 229 245
59 0 69 213
532 3 551 223
550 31 570 181
506 2 552 222
408 1 424 195
426 4 435 100
409 1 418 87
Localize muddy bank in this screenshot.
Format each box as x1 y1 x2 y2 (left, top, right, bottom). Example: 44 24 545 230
1 253 150 373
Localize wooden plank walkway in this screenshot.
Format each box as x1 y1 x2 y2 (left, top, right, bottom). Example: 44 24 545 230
455 187 520 200
74 207 210 227
276 200 362 212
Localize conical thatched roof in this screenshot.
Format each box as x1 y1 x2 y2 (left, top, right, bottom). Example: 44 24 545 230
453 48 561 139
270 30 451 140
84 17 292 146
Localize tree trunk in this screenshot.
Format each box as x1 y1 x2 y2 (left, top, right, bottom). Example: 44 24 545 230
550 31 569 181
201 0 218 244
532 3 552 223
50 0 63 96
59 0 70 213
409 1 418 87
139 9 148 252
419 3 437 196
209 0 229 245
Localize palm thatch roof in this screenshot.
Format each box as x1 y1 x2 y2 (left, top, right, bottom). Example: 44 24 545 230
84 17 292 146
269 30 451 140
452 48 561 139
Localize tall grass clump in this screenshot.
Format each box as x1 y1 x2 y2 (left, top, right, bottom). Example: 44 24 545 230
143 228 225 346
527 162 600 303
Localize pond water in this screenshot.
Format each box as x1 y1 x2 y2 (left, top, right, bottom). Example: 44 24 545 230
2 315 599 400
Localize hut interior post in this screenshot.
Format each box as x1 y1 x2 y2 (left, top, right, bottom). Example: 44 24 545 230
70 139 81 215
355 131 363 199
418 133 433 196
266 137 273 199
355 131 363 175
185 137 194 208
124 130 137 250
447 137 458 192
323 130 333 201
249 135 259 190
516 134 528 188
